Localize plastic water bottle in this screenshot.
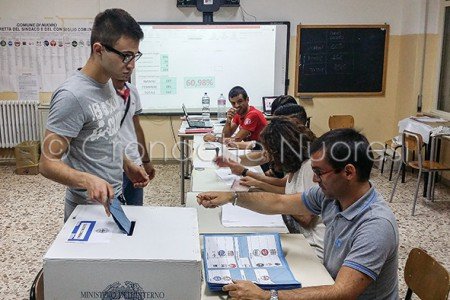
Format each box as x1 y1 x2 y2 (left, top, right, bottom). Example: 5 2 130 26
217 93 226 121
202 92 211 121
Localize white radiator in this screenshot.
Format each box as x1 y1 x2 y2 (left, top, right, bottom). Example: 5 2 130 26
0 100 40 148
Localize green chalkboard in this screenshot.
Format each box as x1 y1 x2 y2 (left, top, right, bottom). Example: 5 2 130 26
295 25 389 97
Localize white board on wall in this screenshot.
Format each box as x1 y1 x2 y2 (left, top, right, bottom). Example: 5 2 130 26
133 22 290 114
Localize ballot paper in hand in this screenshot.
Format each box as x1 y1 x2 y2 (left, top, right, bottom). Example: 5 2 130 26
109 197 132 235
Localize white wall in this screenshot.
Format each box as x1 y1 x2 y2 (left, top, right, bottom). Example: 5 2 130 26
1 0 445 160
0 0 435 36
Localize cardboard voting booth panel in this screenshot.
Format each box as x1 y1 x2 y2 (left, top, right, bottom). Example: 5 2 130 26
44 205 202 300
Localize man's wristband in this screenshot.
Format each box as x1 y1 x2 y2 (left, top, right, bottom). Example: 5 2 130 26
270 289 278 300
232 191 238 206
241 168 249 177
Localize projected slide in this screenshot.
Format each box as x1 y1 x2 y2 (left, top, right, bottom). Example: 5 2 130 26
134 23 289 113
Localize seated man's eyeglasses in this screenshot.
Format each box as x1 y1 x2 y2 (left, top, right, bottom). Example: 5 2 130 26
312 168 336 181
103 44 142 64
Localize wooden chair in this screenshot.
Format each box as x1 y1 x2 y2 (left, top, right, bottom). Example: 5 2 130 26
389 130 450 215
328 115 354 130
404 248 450 300
381 136 419 182
29 268 44 300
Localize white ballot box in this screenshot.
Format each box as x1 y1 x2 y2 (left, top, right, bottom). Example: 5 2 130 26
44 205 202 300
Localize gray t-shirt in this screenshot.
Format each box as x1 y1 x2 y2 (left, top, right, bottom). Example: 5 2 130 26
302 184 399 300
119 83 142 165
46 71 123 205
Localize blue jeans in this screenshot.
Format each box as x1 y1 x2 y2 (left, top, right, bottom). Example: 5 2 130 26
122 172 144 206
64 199 78 222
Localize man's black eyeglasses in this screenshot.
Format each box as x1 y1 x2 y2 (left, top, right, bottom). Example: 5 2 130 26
103 44 142 64
312 168 336 182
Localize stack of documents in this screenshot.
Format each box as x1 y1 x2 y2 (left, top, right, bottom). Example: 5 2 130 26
221 204 285 227
203 233 301 291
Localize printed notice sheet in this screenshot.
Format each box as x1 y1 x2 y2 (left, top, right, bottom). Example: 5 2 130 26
203 233 301 291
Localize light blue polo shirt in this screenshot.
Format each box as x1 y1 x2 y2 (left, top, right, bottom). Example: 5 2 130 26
302 184 399 300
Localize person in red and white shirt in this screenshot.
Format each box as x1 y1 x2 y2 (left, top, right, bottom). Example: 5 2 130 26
221 86 267 143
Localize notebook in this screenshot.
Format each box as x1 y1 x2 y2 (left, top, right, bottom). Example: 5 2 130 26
182 104 213 128
262 96 278 116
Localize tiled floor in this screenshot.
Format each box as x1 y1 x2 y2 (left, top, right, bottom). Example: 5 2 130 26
0 164 448 299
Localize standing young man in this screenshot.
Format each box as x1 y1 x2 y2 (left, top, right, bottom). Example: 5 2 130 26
113 76 156 206
40 9 149 221
198 129 399 299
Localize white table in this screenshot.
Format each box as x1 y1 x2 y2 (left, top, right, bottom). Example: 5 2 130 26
178 122 224 204
191 168 236 192
186 192 288 233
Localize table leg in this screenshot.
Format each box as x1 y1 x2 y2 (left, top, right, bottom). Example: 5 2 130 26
184 140 191 179
426 136 441 200
423 140 431 197
180 136 185 205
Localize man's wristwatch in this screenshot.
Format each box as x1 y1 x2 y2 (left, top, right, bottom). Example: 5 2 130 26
241 168 249 177
270 289 278 300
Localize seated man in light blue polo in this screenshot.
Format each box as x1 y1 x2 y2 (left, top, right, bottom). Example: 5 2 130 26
197 128 399 300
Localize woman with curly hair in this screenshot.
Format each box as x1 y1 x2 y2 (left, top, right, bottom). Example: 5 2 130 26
220 116 325 260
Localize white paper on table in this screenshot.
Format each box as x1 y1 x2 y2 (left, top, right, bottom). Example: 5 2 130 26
215 168 258 188
215 169 238 186
215 168 237 181
221 204 286 227
193 160 216 168
204 142 222 150
413 116 447 123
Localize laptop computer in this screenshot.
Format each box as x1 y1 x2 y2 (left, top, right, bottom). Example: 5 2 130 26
262 96 278 116
182 104 213 128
